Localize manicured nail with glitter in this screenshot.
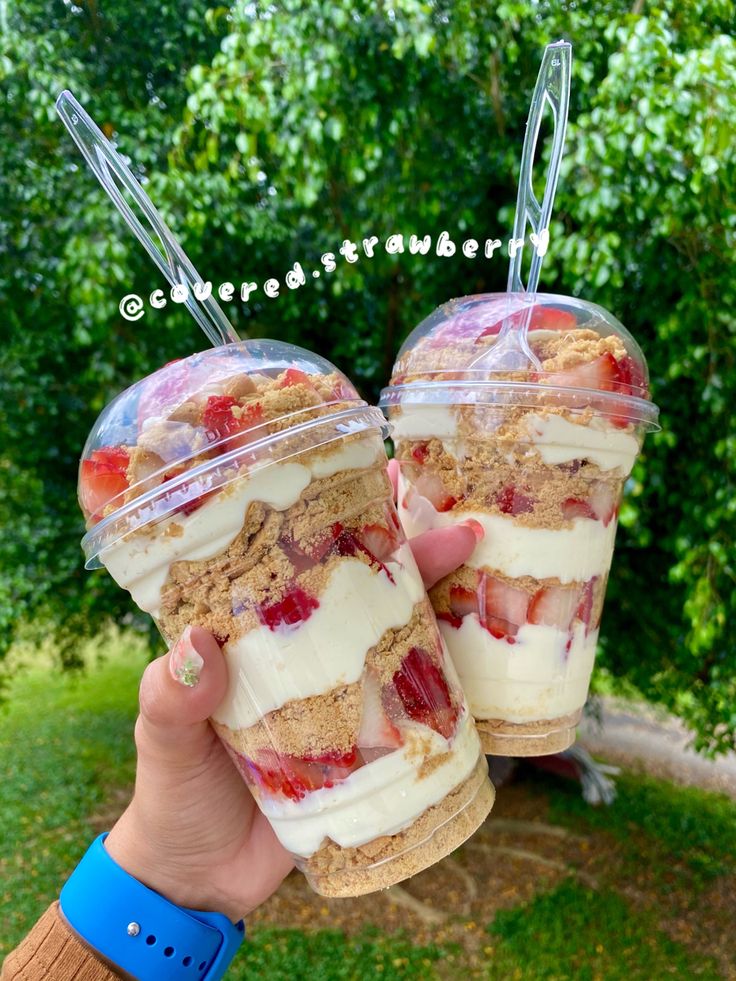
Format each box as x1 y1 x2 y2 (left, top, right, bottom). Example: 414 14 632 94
169 627 204 688
463 519 485 543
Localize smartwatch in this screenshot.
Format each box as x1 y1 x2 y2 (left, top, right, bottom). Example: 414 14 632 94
60 834 244 980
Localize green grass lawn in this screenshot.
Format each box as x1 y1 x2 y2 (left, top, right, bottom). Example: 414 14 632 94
1 646 734 978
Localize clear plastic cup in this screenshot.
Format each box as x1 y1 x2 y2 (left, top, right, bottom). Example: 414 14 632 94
380 294 659 757
79 341 494 896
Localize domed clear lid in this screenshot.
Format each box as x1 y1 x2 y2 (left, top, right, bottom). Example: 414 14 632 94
380 293 659 430
80 340 386 566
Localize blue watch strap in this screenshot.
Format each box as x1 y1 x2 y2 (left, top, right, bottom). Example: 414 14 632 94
60 834 244 980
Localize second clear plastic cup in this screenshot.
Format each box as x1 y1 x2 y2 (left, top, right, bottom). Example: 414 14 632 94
380 294 659 756
79 342 494 895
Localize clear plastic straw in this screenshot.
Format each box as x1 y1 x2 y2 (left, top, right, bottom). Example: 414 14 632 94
56 90 240 348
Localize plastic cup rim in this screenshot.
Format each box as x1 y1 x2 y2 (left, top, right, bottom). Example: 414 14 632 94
81 403 389 568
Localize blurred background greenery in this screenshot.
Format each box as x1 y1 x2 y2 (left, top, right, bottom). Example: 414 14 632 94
0 0 734 754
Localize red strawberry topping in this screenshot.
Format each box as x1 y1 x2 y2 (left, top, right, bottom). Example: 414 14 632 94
437 611 463 629
203 395 264 445
575 578 597 633
360 524 400 564
480 574 529 640
478 305 577 340
529 306 577 331
438 585 480 630
541 352 619 392
411 442 430 464
281 522 343 573
561 497 596 521
615 354 647 398
79 446 130 521
528 584 583 632
497 485 534 515
257 585 319 630
240 746 362 801
278 368 312 389
392 647 459 740
357 670 403 758
450 585 479 619
414 472 459 512
331 527 396 582
589 481 618 526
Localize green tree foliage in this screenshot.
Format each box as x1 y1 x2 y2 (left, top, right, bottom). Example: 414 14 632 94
1 1 733 752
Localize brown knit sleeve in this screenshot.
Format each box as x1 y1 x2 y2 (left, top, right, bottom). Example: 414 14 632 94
1 902 123 981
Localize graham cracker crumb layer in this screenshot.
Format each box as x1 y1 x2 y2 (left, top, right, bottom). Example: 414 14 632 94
211 599 461 760
157 457 393 645
477 709 582 757
301 754 494 897
396 436 625 531
392 326 628 386
213 681 364 759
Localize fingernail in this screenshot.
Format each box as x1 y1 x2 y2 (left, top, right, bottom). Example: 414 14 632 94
463 519 485 543
169 626 204 688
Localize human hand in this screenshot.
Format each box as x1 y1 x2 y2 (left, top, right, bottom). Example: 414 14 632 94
105 467 483 922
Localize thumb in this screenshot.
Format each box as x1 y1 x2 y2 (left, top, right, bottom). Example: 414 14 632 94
137 626 229 754
410 521 484 588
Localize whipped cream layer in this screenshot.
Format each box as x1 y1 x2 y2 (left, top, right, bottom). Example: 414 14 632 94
440 618 597 723
523 413 640 473
398 474 619 584
391 404 640 476
101 436 383 616
260 713 481 857
212 545 426 729
390 405 459 439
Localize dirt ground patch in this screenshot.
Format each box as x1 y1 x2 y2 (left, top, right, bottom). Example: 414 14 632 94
248 777 736 978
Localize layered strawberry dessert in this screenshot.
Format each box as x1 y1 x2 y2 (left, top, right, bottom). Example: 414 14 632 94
382 297 656 755
80 347 493 896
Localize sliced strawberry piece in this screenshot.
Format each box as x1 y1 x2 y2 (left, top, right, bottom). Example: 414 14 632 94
281 522 343 573
360 524 400 564
241 746 361 801
331 528 361 558
257 585 319 630
392 647 459 740
480 574 529 639
615 354 647 397
437 611 463 629
411 442 429 464
542 352 619 392
278 368 312 389
203 395 265 447
450 585 480 619
589 482 618 526
286 749 361 793
607 353 649 426
414 471 459 512
330 378 356 401
160 467 210 517
358 670 402 755
79 446 130 521
331 528 395 582
528 585 583 632
575 578 597 633
497 485 534 515
561 497 596 521
478 305 577 340
529 306 577 331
